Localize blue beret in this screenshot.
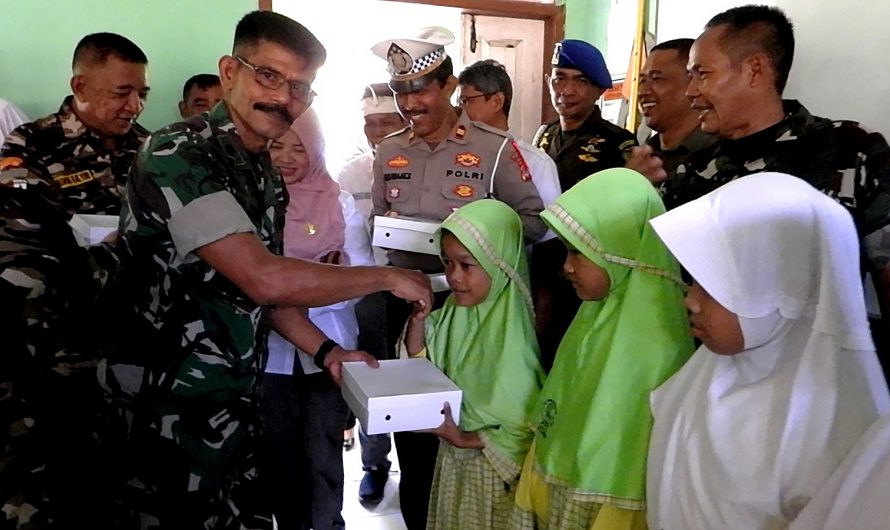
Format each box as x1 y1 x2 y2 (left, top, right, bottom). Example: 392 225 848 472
551 39 612 89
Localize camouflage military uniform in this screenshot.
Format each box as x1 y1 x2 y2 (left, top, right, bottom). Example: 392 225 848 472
664 100 890 266
0 96 148 217
532 106 637 192
0 186 112 529
101 103 282 529
647 127 715 180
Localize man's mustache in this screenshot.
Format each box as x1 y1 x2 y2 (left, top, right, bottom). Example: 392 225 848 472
254 102 294 124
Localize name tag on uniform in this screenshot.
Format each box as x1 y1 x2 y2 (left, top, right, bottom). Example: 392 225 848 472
54 170 96 188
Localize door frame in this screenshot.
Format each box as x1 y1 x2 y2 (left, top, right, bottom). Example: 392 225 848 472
383 0 565 124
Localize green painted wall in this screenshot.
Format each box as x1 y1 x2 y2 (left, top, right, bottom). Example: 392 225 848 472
564 0 612 55
0 0 256 132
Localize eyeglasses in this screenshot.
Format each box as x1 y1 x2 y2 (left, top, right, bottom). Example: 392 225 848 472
457 93 492 106
234 55 317 104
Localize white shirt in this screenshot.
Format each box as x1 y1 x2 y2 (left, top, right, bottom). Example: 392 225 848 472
265 191 375 375
336 150 388 265
515 138 561 241
0 98 28 146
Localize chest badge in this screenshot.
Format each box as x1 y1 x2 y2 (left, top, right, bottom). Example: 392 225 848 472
455 152 480 167
387 155 410 169
389 187 401 199
453 184 474 198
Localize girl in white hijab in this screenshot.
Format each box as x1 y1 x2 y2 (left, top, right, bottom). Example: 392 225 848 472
646 172 890 530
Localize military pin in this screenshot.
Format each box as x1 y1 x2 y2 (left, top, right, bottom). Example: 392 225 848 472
306 223 317 235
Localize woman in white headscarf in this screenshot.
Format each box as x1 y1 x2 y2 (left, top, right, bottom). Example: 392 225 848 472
646 172 890 530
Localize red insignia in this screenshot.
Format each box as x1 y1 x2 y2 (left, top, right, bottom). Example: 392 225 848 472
387 155 409 169
454 125 467 140
511 141 532 182
389 187 401 199
455 152 481 168
453 184 474 198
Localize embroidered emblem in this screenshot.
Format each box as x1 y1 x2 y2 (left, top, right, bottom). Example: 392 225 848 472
578 153 598 163
53 170 96 188
538 399 558 438
510 141 532 182
454 125 466 140
453 184 474 198
389 187 401 199
455 152 480 167
538 132 551 151
386 43 413 75
387 155 410 169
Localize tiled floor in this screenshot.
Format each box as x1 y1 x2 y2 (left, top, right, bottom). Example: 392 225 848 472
341 430 408 530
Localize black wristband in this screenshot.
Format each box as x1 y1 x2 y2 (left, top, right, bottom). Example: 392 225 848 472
313 339 339 370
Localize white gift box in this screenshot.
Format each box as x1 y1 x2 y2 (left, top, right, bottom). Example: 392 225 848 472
372 215 440 255
342 358 462 435
68 214 119 247
428 272 450 293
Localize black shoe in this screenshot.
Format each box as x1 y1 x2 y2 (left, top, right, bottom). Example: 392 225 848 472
358 468 389 505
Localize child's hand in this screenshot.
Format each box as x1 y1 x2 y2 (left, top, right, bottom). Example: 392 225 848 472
426 402 483 449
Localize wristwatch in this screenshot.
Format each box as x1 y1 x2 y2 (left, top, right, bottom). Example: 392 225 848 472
313 339 340 370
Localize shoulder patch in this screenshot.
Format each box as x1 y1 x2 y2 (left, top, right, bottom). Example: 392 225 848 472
510 141 532 182
0 157 24 170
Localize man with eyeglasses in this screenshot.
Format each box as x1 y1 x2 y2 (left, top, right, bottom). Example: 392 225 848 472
370 26 545 530
0 32 149 217
101 11 433 529
456 59 561 238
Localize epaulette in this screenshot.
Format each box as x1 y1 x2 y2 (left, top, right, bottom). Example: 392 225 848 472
469 119 511 139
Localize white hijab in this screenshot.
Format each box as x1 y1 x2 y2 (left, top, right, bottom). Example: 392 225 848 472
646 172 890 530
789 413 890 530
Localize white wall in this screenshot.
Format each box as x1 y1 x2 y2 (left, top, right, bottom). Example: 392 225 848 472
656 0 890 138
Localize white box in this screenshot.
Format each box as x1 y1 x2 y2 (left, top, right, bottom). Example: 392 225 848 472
68 214 119 247
372 215 440 255
342 358 462 435
428 273 450 293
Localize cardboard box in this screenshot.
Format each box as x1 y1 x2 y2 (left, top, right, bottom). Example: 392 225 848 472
69 214 119 247
372 215 440 255
342 358 462 435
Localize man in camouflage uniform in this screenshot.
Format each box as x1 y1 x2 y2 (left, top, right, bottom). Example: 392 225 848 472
0 32 149 217
666 5 890 372
101 12 431 529
0 186 114 529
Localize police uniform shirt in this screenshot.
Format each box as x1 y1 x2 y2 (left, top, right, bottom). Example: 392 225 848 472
372 109 546 270
0 95 148 217
533 105 637 192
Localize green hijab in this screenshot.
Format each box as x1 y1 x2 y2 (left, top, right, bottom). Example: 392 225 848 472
426 199 545 472
533 168 693 506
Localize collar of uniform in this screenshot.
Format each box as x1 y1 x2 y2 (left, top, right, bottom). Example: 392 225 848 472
57 95 149 148
576 104 606 133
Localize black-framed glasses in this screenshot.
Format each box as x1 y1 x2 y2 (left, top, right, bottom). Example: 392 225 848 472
234 55 317 104
457 93 493 106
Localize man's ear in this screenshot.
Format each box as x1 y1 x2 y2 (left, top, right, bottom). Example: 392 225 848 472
443 75 459 98
178 101 188 119
218 55 238 90
492 92 506 113
70 75 87 99
745 52 772 89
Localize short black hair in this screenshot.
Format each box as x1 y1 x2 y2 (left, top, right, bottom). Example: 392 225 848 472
651 38 695 63
72 32 147 69
706 5 795 93
182 74 221 101
458 59 513 118
233 11 326 68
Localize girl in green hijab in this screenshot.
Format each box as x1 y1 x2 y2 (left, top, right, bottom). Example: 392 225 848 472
404 199 545 530
511 168 694 530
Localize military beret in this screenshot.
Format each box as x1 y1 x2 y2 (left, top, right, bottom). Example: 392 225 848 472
371 27 454 93
551 39 612 89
